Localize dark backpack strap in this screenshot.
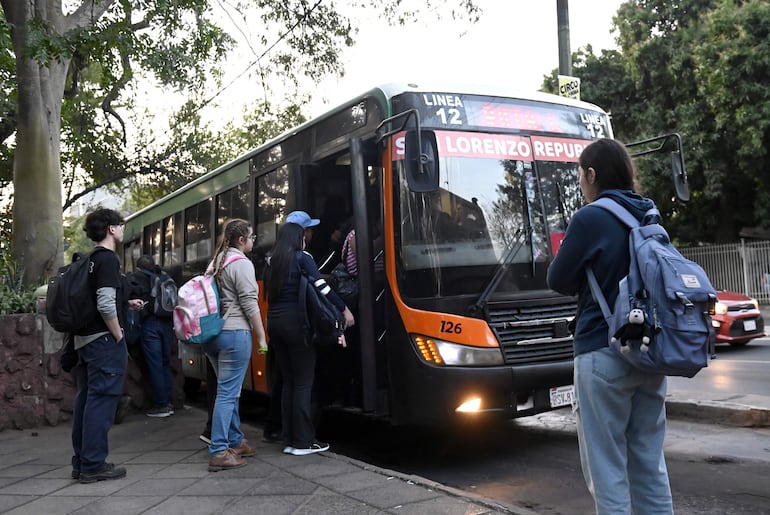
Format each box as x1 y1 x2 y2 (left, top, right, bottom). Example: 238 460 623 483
295 253 312 332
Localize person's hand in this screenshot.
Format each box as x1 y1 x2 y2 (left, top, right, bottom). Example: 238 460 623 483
128 299 145 311
343 307 355 329
337 333 347 348
257 341 268 355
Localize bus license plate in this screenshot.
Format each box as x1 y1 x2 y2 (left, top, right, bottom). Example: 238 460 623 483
550 385 574 408
743 319 757 332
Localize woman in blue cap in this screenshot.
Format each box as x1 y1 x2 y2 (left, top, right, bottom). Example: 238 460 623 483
264 217 354 456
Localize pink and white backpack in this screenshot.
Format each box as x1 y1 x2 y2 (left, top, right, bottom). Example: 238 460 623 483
173 255 245 344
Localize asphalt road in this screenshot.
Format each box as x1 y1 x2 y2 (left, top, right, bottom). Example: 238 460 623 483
231 336 770 514
668 336 770 399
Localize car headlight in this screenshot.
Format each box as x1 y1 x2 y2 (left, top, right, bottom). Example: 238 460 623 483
714 302 728 315
750 298 759 310
412 335 504 366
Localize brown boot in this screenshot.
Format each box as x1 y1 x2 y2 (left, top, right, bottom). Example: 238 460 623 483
208 449 246 472
231 438 257 457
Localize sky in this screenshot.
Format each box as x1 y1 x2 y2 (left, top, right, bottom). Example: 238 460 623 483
306 0 626 116
203 0 626 121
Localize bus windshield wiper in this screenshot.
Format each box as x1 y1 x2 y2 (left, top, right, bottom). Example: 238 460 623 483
469 225 530 316
555 179 571 229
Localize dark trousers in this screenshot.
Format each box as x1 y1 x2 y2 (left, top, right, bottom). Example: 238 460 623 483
268 311 316 448
71 334 128 473
140 316 174 407
264 343 283 435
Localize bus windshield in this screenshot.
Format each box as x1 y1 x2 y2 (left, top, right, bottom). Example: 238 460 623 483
395 133 585 299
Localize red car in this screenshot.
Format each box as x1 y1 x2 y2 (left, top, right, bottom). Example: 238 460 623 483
711 290 766 346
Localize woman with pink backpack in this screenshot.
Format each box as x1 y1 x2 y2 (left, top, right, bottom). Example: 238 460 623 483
202 218 267 472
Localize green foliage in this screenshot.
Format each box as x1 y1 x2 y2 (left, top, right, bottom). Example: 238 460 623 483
63 213 91 264
545 0 770 244
3 0 481 286
121 95 310 211
0 234 39 314
0 17 15 189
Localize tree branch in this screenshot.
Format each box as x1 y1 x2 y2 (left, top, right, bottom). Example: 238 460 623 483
66 0 116 31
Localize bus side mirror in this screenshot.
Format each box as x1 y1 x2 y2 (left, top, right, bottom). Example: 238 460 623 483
405 130 440 193
671 151 689 203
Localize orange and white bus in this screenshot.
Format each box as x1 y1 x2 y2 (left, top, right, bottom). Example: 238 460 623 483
123 82 685 426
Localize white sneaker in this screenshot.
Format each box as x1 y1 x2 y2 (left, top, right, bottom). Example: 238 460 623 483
289 441 330 456
282 446 294 454
199 434 212 446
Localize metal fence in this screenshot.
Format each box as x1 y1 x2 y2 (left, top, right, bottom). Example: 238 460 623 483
679 240 770 305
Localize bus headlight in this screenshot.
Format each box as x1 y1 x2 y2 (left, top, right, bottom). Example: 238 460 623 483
412 335 504 366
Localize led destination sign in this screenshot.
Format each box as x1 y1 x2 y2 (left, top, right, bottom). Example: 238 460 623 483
392 92 609 140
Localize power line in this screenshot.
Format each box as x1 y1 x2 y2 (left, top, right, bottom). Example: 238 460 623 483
126 0 325 162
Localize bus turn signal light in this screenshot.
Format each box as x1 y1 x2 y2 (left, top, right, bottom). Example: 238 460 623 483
414 336 444 365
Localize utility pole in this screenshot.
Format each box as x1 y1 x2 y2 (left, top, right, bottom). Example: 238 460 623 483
557 0 572 75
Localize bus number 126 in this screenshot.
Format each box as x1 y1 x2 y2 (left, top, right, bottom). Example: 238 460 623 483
440 320 463 334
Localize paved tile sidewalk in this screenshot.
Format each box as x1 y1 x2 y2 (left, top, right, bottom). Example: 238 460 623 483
0 406 527 515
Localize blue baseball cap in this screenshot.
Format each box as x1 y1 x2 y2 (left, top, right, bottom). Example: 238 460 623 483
286 211 320 229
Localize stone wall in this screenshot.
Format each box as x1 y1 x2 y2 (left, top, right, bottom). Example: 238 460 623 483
0 314 185 432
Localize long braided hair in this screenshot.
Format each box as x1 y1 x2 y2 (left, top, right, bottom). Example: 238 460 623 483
211 218 251 276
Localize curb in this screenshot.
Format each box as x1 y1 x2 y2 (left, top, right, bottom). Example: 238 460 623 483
666 399 770 428
327 451 539 515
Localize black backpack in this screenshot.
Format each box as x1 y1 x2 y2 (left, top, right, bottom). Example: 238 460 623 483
296 257 344 347
46 248 107 334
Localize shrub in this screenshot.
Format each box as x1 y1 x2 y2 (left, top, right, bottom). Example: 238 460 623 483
0 235 40 315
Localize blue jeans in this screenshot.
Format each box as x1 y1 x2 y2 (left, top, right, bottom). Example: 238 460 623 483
574 347 673 515
202 330 252 454
141 316 174 407
71 334 128 474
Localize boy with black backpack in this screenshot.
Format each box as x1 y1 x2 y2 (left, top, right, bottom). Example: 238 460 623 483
132 255 178 417
69 208 144 484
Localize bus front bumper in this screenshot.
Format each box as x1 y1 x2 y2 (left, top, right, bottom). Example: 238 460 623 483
389 358 574 426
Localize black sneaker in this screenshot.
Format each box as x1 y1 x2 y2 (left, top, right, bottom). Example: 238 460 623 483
114 395 131 424
78 463 126 484
262 430 282 444
289 441 330 456
71 469 79 480
146 405 172 418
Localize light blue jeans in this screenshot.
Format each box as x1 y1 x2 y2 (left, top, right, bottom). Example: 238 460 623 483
202 330 252 455
574 347 673 515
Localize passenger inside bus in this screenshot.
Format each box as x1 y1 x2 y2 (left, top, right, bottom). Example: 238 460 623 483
307 195 349 270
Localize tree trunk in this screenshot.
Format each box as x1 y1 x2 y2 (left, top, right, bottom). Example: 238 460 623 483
12 58 67 285
4 1 70 285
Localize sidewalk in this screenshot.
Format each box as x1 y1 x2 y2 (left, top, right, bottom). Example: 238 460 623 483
1 312 768 515
0 406 529 515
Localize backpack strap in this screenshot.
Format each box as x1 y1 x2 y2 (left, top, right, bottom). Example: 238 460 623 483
590 198 640 229
585 198 646 325
214 254 247 319
591 197 662 229
586 267 613 324
296 253 312 333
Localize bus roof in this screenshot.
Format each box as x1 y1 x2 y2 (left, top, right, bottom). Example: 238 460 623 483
126 82 606 221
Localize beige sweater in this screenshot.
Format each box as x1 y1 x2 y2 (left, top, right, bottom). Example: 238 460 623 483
217 248 261 331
